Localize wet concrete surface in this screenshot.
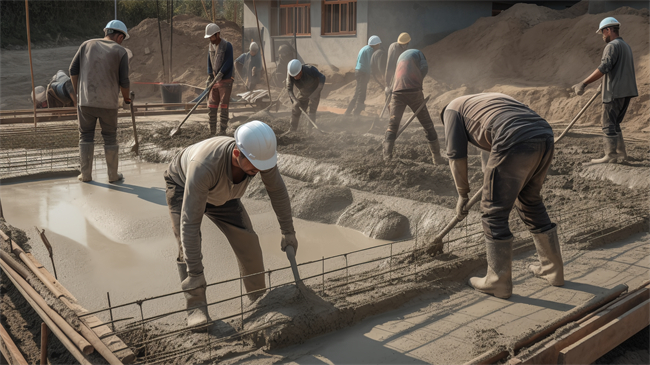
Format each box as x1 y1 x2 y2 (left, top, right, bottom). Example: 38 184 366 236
0 159 386 315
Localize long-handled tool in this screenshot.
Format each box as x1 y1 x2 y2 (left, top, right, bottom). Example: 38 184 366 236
426 190 482 256
367 76 394 133
128 91 139 155
555 84 602 143
284 246 324 303
395 95 431 140
34 227 57 280
170 76 219 137
299 106 328 134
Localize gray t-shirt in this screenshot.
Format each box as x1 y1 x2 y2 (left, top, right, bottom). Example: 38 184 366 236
286 65 325 98
443 93 553 160
597 38 638 103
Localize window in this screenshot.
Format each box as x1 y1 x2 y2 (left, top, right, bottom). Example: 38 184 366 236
279 2 311 36
322 0 356 35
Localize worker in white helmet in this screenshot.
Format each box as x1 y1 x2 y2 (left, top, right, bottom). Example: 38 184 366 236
205 23 234 135
385 32 410 94
286 59 326 133
273 44 295 87
164 120 297 329
69 19 131 184
572 17 638 164
235 42 263 91
345 35 381 116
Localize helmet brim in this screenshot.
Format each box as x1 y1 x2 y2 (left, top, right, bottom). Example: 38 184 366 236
596 22 620 33
249 154 278 171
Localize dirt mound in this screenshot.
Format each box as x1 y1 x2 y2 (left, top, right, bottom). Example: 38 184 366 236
122 15 242 101
337 201 410 240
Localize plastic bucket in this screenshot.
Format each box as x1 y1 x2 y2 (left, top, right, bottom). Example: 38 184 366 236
161 84 182 109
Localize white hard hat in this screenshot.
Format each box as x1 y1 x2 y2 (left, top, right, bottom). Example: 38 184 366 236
31 86 46 103
234 121 278 171
288 59 302 77
205 23 220 38
249 42 259 52
104 20 129 40
597 17 620 33
368 35 381 46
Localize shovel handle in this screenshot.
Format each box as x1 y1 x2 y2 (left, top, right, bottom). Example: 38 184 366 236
396 95 431 139
285 245 302 284
428 190 482 256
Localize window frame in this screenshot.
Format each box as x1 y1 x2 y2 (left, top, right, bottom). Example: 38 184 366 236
278 3 311 36
321 0 357 36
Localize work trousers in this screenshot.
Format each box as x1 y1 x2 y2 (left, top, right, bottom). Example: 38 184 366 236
481 136 555 241
164 171 266 298
290 88 322 130
345 71 370 116
78 106 118 145
601 97 631 136
385 90 438 142
208 79 233 127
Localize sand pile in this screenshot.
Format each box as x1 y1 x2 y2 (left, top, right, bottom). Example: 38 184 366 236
418 2 649 131
122 15 242 101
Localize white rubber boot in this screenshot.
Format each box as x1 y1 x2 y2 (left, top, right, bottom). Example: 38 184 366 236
178 262 211 330
469 237 513 299
427 139 446 165
77 142 94 182
616 132 627 162
590 136 619 164
529 225 564 286
104 145 123 183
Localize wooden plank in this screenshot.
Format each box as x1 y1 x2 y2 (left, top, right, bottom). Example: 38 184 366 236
559 299 650 364
0 322 29 365
517 287 649 364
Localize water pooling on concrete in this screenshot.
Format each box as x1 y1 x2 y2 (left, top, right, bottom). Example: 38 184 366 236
0 160 388 315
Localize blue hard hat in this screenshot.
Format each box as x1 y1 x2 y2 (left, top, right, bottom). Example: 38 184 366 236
104 20 130 39
597 17 620 34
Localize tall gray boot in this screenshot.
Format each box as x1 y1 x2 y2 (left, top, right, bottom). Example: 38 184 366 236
427 139 446 165
78 142 94 182
104 145 123 183
217 112 229 136
590 136 619 164
616 132 627 162
383 140 395 160
208 108 218 135
178 262 211 329
529 225 564 286
469 237 513 299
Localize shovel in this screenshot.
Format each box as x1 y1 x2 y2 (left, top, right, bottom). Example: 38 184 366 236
367 76 393 133
128 91 139 155
426 190 482 256
555 84 602 143
299 106 328 134
170 74 220 137
395 95 431 140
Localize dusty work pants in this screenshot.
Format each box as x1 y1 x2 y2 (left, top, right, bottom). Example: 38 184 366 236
164 171 266 299
601 97 631 136
78 106 118 145
481 136 555 241
385 90 438 142
208 79 234 129
345 71 370 116
290 88 322 130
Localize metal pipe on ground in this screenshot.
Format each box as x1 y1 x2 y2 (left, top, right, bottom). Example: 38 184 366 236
252 0 273 101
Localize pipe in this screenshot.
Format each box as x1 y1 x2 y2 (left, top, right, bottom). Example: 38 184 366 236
24 0 37 129
40 323 49 365
0 258 94 362
252 0 273 102
0 322 29 365
155 0 167 83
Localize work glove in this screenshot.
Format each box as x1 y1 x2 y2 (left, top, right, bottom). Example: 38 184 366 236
215 72 224 84
181 272 207 291
281 232 298 254
456 193 470 219
572 82 586 96
206 74 214 88
251 66 257 78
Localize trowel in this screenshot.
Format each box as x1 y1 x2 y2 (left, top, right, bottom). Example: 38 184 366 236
284 246 324 303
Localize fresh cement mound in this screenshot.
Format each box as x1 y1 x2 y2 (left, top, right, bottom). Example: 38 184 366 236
289 184 353 224
337 201 410 240
578 163 650 190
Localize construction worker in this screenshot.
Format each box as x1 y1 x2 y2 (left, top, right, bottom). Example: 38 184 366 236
345 35 381 116
273 44 294 87
384 32 410 94
370 47 386 88
205 23 234 136
46 70 77 108
69 20 131 183
441 93 564 299
286 59 326 133
164 120 297 328
572 17 637 164
235 42 262 91
383 49 444 165
31 86 47 109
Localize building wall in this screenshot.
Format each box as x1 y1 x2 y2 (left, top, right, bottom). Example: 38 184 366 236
588 0 649 14
367 1 492 51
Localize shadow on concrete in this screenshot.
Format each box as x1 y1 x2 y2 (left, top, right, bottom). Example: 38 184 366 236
89 181 167 206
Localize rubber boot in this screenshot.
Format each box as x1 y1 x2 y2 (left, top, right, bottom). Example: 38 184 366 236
427 139 446 165
104 145 123 183
590 136 619 164
383 139 395 160
616 132 627 162
216 122 228 136
208 108 218 135
469 237 513 299
77 142 94 182
178 262 211 329
529 225 564 286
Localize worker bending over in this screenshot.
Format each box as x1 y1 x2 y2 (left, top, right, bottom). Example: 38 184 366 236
235 42 262 91
69 20 131 183
383 49 444 165
205 23 234 136
30 71 77 109
164 121 297 328
385 32 410 95
286 59 326 133
441 93 564 299
345 35 381 116
572 17 637 164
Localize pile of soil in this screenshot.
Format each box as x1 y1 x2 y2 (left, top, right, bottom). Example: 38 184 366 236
122 15 243 101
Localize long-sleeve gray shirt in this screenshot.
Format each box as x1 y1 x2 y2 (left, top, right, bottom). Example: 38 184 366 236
286 65 325 99
443 93 552 160
597 38 638 103
385 42 407 86
166 137 294 274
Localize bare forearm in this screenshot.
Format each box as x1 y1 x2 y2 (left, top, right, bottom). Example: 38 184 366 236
120 86 130 101
583 69 604 86
71 75 79 96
